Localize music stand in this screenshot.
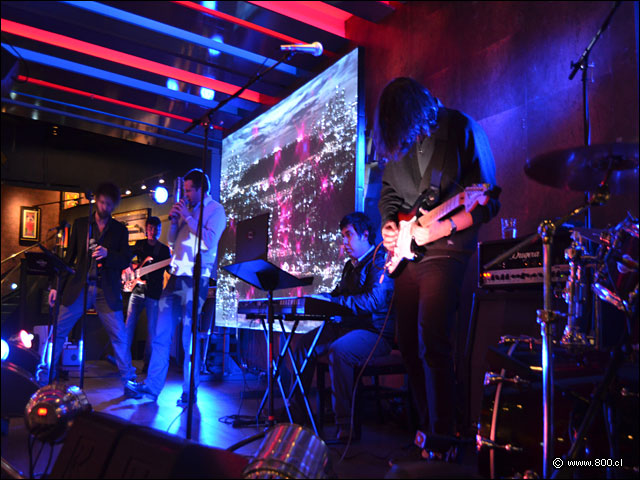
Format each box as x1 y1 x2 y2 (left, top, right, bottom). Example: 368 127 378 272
223 259 313 426
35 243 75 384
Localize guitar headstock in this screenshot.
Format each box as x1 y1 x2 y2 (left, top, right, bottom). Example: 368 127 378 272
464 183 500 212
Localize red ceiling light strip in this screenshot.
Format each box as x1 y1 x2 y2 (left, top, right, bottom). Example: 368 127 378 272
2 19 279 105
15 75 229 130
172 0 334 56
247 1 352 39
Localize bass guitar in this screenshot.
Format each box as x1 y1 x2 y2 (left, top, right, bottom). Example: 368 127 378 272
121 257 171 292
385 183 497 277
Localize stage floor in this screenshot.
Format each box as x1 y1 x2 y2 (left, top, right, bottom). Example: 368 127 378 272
1 359 472 479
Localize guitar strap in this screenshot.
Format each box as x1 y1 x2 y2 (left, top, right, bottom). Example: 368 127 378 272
417 113 449 209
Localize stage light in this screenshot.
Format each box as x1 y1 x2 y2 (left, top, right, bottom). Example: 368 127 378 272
11 283 18 290
202 1 217 10
125 189 132 195
1 339 9 361
200 86 215 100
243 423 328 479
158 178 165 184
153 186 169 204
25 383 91 443
166 78 179 91
19 330 34 349
141 184 147 190
208 34 224 56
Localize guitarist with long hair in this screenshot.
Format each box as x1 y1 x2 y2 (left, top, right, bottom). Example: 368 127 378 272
122 216 171 374
374 77 501 461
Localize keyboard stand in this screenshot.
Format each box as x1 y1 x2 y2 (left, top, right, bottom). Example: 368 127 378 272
254 315 327 435
223 259 313 428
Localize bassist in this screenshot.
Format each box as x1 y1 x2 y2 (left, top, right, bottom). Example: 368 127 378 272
374 77 501 459
123 216 171 373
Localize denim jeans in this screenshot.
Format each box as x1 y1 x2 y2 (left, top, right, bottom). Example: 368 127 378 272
144 275 208 396
285 323 391 426
125 293 159 366
53 285 135 384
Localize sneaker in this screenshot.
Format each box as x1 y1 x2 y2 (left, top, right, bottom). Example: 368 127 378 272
126 381 158 401
177 392 196 407
124 382 143 399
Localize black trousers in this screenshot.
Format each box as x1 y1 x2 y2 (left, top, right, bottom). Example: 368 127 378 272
394 256 468 436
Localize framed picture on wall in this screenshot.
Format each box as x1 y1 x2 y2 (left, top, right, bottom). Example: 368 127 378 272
62 192 80 209
113 208 150 244
19 206 41 244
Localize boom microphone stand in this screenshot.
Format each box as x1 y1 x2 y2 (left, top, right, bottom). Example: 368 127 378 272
183 51 295 441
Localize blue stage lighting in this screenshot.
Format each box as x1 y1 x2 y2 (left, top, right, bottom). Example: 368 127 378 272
202 1 217 10
166 78 179 91
1 339 9 361
200 87 215 100
208 34 223 56
154 186 169 204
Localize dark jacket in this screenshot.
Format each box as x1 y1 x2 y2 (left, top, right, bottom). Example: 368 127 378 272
328 247 395 341
379 107 501 261
61 216 131 311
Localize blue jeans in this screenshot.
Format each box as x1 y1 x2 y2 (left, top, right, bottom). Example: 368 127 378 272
53 285 135 384
125 293 159 365
144 275 208 396
288 324 391 426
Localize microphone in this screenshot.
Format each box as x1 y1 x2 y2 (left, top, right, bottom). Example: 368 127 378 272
280 42 323 57
169 177 184 221
48 220 69 232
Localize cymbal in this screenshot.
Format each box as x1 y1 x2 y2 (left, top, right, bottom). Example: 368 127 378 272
525 143 638 194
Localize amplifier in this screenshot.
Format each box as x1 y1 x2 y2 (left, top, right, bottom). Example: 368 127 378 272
478 232 572 289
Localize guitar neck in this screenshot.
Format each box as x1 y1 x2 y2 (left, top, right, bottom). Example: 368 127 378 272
419 192 465 226
134 258 171 278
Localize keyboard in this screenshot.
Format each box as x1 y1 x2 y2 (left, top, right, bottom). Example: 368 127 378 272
237 296 354 319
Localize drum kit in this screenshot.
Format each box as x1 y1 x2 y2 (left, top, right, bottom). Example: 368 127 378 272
478 142 639 478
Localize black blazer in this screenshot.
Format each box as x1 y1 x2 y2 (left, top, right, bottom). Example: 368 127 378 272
61 216 131 311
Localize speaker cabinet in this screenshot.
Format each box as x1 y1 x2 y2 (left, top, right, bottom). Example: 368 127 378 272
51 411 248 479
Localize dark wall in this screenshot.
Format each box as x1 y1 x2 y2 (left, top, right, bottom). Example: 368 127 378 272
1 114 203 192
350 1 638 237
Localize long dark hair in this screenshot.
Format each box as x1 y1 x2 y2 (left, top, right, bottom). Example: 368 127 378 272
372 77 440 162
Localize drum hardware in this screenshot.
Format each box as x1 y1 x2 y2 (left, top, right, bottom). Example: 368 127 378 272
560 235 596 346
476 435 524 453
620 387 638 398
593 213 639 317
483 372 531 387
499 335 538 348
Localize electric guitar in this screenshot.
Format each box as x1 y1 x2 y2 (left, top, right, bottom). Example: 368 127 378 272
121 257 171 292
385 183 497 278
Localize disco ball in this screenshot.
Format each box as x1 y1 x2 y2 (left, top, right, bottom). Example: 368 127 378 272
24 383 91 443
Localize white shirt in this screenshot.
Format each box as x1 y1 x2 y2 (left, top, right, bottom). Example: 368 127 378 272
168 195 226 277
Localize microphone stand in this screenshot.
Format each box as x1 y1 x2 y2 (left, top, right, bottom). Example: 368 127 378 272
568 1 621 233
183 51 295 440
78 192 94 389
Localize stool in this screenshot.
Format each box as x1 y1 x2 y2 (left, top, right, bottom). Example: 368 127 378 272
315 349 411 438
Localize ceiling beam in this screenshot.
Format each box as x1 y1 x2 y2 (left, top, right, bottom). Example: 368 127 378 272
11 90 209 138
3 98 208 149
16 76 229 130
1 19 280 105
4 45 242 117
173 0 336 57
63 1 306 76
247 1 353 39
